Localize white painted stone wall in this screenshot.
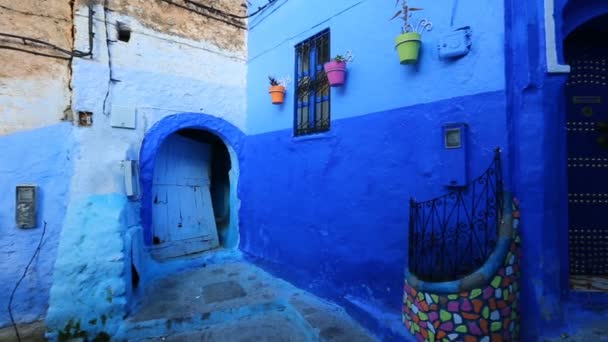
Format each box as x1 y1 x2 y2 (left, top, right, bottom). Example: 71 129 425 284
44 3 247 338
0 77 71 135
69 4 247 197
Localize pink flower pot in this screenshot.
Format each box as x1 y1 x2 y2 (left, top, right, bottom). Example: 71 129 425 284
323 60 347 87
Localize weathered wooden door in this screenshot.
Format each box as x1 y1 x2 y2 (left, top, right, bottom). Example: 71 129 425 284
152 134 219 257
566 49 608 279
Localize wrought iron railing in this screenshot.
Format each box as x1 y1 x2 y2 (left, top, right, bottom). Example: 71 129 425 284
408 148 504 282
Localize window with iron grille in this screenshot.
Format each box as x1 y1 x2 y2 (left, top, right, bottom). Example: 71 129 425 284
294 29 330 136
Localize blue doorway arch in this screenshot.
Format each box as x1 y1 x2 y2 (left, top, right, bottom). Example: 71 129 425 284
562 0 608 37
555 0 608 64
139 113 245 246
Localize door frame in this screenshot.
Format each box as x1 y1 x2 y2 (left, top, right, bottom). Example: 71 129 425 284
139 113 244 249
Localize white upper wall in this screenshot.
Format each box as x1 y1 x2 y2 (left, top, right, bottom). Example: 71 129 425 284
246 0 505 134
68 2 247 197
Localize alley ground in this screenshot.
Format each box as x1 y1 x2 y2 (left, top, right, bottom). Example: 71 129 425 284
543 320 608 342
0 257 377 342
121 260 377 342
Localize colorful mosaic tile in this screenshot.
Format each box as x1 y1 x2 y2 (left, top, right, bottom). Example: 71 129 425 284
403 223 521 341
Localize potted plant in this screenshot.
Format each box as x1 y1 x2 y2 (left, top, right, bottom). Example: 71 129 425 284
323 51 354 87
390 0 433 64
268 76 290 105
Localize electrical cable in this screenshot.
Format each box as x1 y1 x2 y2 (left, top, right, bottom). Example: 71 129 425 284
249 0 367 61
159 0 247 30
246 0 278 24
450 0 459 27
184 0 278 19
159 0 279 29
249 0 289 31
0 45 71 60
0 6 94 59
102 0 115 117
0 32 90 57
7 221 48 342
75 12 246 61
0 4 70 22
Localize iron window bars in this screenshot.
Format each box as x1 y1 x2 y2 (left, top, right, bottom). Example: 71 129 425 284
294 29 331 136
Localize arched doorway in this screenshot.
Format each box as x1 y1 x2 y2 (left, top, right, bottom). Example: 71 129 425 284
139 114 244 259
564 14 608 291
149 129 231 258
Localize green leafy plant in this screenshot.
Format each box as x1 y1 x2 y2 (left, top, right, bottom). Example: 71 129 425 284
331 51 354 63
390 0 431 34
268 76 280 86
268 75 292 88
58 319 87 341
56 317 111 342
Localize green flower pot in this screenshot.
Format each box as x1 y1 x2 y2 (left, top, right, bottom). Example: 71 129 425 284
395 32 422 64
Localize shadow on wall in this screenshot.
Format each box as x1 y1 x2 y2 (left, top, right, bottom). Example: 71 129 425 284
561 0 608 40
124 128 237 320
177 129 233 244
138 113 245 251
125 113 245 321
0 123 74 329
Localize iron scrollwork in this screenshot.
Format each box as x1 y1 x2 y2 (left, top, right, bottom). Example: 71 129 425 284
408 148 504 282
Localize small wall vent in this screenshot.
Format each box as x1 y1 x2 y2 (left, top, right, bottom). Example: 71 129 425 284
117 22 131 42
78 111 93 127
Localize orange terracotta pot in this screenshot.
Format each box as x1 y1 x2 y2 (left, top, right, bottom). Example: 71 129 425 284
269 85 286 104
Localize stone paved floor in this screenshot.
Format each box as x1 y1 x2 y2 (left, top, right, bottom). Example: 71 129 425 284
0 321 45 342
542 320 608 342
541 292 608 342
120 261 377 342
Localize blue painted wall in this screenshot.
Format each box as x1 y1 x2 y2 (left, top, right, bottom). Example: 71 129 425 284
46 193 130 339
241 91 508 339
245 0 509 338
506 0 608 339
0 123 74 327
10 1 608 340
247 0 505 134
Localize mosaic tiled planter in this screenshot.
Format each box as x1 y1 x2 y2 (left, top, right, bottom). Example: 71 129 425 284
403 197 521 342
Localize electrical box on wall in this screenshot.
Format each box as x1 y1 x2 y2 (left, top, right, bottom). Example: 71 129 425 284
111 106 136 129
438 26 472 60
16 185 37 228
442 123 468 187
123 160 140 198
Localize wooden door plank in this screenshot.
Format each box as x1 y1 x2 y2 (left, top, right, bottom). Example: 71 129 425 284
151 184 170 244
151 133 220 255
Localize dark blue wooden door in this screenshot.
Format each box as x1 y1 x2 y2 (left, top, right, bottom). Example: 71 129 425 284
566 51 608 277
